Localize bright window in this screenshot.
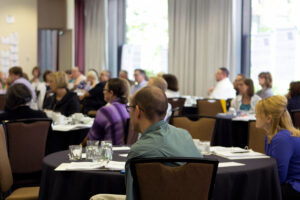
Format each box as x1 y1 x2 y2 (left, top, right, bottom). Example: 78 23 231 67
122 0 168 78
251 0 300 94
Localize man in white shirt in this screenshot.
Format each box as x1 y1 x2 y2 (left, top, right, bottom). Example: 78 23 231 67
208 67 236 99
130 69 148 95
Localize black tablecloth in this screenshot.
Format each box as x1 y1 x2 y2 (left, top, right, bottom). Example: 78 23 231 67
211 116 249 148
39 150 281 200
46 128 89 155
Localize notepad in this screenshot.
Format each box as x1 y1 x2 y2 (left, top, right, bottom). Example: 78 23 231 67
218 162 245 168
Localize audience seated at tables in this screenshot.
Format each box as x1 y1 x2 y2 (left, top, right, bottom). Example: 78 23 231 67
65 69 74 90
31 66 47 110
71 67 86 90
81 78 130 146
255 95 300 199
80 81 107 114
77 70 99 92
7 66 37 110
256 72 273 99
119 70 134 86
43 71 80 116
99 70 111 83
233 74 245 95
90 86 202 200
287 81 300 114
208 67 236 100
230 78 261 113
147 77 172 121
0 84 47 122
162 73 180 98
130 69 148 95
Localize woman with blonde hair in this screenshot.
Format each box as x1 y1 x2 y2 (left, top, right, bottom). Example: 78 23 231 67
255 95 300 199
43 71 80 116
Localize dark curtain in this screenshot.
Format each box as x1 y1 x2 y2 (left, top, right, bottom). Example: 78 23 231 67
75 0 85 73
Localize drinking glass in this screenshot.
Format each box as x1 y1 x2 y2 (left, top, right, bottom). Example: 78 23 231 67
101 141 113 161
69 145 82 160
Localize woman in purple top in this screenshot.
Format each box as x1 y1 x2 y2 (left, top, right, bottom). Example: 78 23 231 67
82 78 130 145
255 95 300 200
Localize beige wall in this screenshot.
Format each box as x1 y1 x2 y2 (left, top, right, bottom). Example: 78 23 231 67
38 0 66 29
0 0 37 78
59 30 73 71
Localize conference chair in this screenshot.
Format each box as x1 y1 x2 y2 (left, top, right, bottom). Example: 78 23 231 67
2 118 52 187
172 116 216 141
130 157 219 200
248 121 266 154
0 125 39 200
168 98 186 117
197 99 224 117
291 109 300 129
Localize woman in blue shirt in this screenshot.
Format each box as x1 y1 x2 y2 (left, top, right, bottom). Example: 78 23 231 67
255 95 300 200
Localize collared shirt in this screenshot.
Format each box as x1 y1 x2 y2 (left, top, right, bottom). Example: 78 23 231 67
125 120 202 200
88 99 129 145
130 80 148 95
209 77 236 100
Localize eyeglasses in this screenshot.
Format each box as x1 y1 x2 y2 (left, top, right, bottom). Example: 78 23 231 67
126 105 145 112
126 105 135 112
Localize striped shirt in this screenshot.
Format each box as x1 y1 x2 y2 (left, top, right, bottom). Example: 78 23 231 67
88 99 129 145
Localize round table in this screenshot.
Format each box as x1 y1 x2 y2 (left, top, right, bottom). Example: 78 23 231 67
211 115 250 148
38 150 281 200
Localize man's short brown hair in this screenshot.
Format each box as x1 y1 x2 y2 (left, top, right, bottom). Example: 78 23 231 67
131 86 168 121
9 66 23 77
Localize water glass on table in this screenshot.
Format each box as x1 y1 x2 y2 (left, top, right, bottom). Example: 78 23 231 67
101 141 113 161
86 140 99 160
69 145 82 160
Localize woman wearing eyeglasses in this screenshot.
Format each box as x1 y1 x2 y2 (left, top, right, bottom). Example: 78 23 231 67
255 95 300 200
82 78 130 146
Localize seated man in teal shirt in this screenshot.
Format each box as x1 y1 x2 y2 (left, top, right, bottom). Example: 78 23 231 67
90 86 202 200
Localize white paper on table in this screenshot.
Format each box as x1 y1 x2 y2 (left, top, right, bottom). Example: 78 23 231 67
119 154 128 157
52 124 92 132
55 163 70 171
232 114 256 121
218 162 245 168
211 146 269 160
112 146 130 151
106 161 125 171
66 162 107 170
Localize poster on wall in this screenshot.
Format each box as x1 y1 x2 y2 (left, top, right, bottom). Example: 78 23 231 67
0 32 19 75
